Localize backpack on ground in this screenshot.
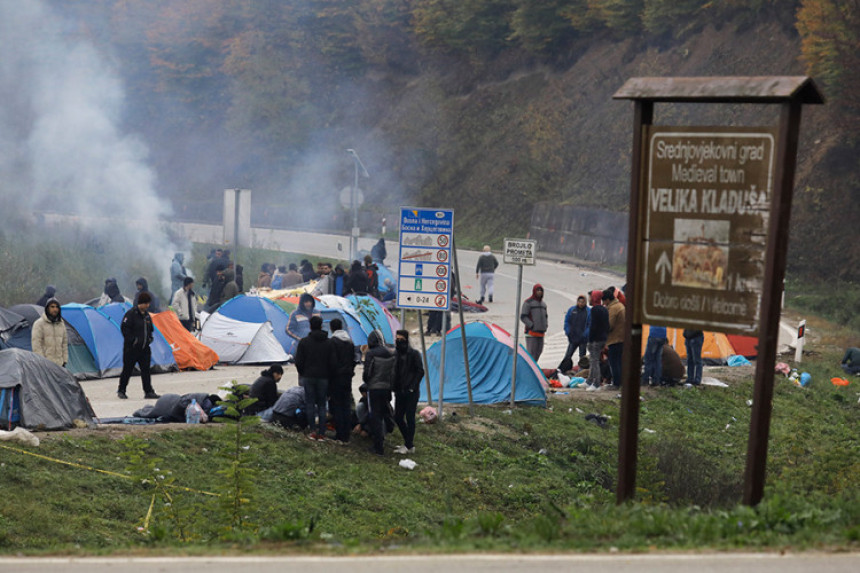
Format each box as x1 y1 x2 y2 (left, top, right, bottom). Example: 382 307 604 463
367 353 396 391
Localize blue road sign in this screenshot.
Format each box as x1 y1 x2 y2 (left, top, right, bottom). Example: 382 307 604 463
397 207 454 310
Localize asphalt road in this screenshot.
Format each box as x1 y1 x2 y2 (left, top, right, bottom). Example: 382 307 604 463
1 553 858 572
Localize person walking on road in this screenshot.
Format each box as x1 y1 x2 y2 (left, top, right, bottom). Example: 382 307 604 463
604 287 625 389
559 294 590 372
393 330 424 455
31 298 68 368
586 290 609 391
294 316 334 441
520 284 548 362
117 292 160 400
475 245 498 305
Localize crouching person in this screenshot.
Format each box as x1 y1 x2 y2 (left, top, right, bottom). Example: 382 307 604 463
393 330 424 455
271 385 308 430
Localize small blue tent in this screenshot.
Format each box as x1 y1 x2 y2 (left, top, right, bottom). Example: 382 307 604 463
61 304 124 378
216 295 292 354
345 294 400 344
99 303 177 373
420 321 547 406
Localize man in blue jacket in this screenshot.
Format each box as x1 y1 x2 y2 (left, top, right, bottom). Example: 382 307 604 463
558 294 589 372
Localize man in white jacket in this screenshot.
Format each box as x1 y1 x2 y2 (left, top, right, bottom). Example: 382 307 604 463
171 277 198 332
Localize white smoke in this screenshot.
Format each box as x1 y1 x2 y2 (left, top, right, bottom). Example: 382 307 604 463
0 0 178 292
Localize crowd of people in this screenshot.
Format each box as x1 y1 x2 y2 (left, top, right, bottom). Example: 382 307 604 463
529 284 704 390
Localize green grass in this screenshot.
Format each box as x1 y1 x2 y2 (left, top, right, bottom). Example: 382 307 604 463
1 351 859 554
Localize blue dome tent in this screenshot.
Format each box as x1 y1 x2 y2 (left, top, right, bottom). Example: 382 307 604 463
216 295 292 354
420 321 547 406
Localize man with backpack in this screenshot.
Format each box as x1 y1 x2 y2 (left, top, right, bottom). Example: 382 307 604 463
393 330 425 455
363 330 395 456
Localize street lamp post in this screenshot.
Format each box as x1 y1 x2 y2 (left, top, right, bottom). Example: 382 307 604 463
346 149 369 262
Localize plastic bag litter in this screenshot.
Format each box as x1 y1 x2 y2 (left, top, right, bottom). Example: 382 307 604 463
775 362 791 376
702 377 729 387
419 406 438 424
0 427 40 447
799 372 812 387
568 377 587 388
399 459 417 470
727 355 752 367
556 371 570 386
831 377 850 387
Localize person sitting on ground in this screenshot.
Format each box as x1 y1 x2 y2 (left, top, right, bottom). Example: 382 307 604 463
36 285 57 307
380 278 396 302
271 385 308 430
661 344 685 386
244 364 284 415
31 298 68 368
841 347 860 375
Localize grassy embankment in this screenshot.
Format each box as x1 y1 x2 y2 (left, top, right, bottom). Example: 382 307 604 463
1 338 858 554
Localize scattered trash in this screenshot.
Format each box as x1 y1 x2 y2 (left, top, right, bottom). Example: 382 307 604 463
538 448 548 455
775 362 791 376
727 355 752 367
643 428 656 434
568 408 572 413
556 371 571 386
585 413 609 428
419 406 438 424
725 424 731 431
399 459 417 470
746 399 754 407
831 377 850 387
568 377 587 388
702 377 729 387
306 471 316 477
575 407 584 413
0 427 39 447
503 410 513 415
799 372 812 387
554 391 569 395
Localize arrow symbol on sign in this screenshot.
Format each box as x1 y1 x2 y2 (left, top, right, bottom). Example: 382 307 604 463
656 251 672 284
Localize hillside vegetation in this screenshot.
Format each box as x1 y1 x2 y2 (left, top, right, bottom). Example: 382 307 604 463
49 0 860 284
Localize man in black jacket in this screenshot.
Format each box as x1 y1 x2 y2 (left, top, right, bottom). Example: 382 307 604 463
393 330 425 455
363 330 394 455
294 316 334 441
328 318 355 444
117 292 160 400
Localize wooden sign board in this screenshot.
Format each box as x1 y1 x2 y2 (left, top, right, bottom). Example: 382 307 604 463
637 126 776 335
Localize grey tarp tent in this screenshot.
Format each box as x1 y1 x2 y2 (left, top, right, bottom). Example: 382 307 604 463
0 348 96 430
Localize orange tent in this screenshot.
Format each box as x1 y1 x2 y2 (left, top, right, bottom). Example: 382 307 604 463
642 326 738 365
151 311 219 371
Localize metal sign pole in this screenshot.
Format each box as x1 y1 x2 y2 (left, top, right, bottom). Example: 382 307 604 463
438 311 448 419
417 311 432 406
452 237 474 415
510 264 524 408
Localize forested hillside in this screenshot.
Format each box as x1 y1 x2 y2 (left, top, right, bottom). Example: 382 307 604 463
52 0 859 283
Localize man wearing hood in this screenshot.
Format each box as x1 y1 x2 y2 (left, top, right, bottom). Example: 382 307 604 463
586 290 610 391
312 264 347 297
117 292 160 400
363 330 395 456
286 293 319 354
294 316 334 441
133 277 161 313
604 287 626 389
219 268 240 304
31 298 68 367
371 238 387 263
206 264 226 311
475 245 499 305
98 278 124 307
36 285 57 307
171 277 198 331
328 318 355 444
346 260 369 294
393 330 424 455
170 253 187 294
520 284 548 362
